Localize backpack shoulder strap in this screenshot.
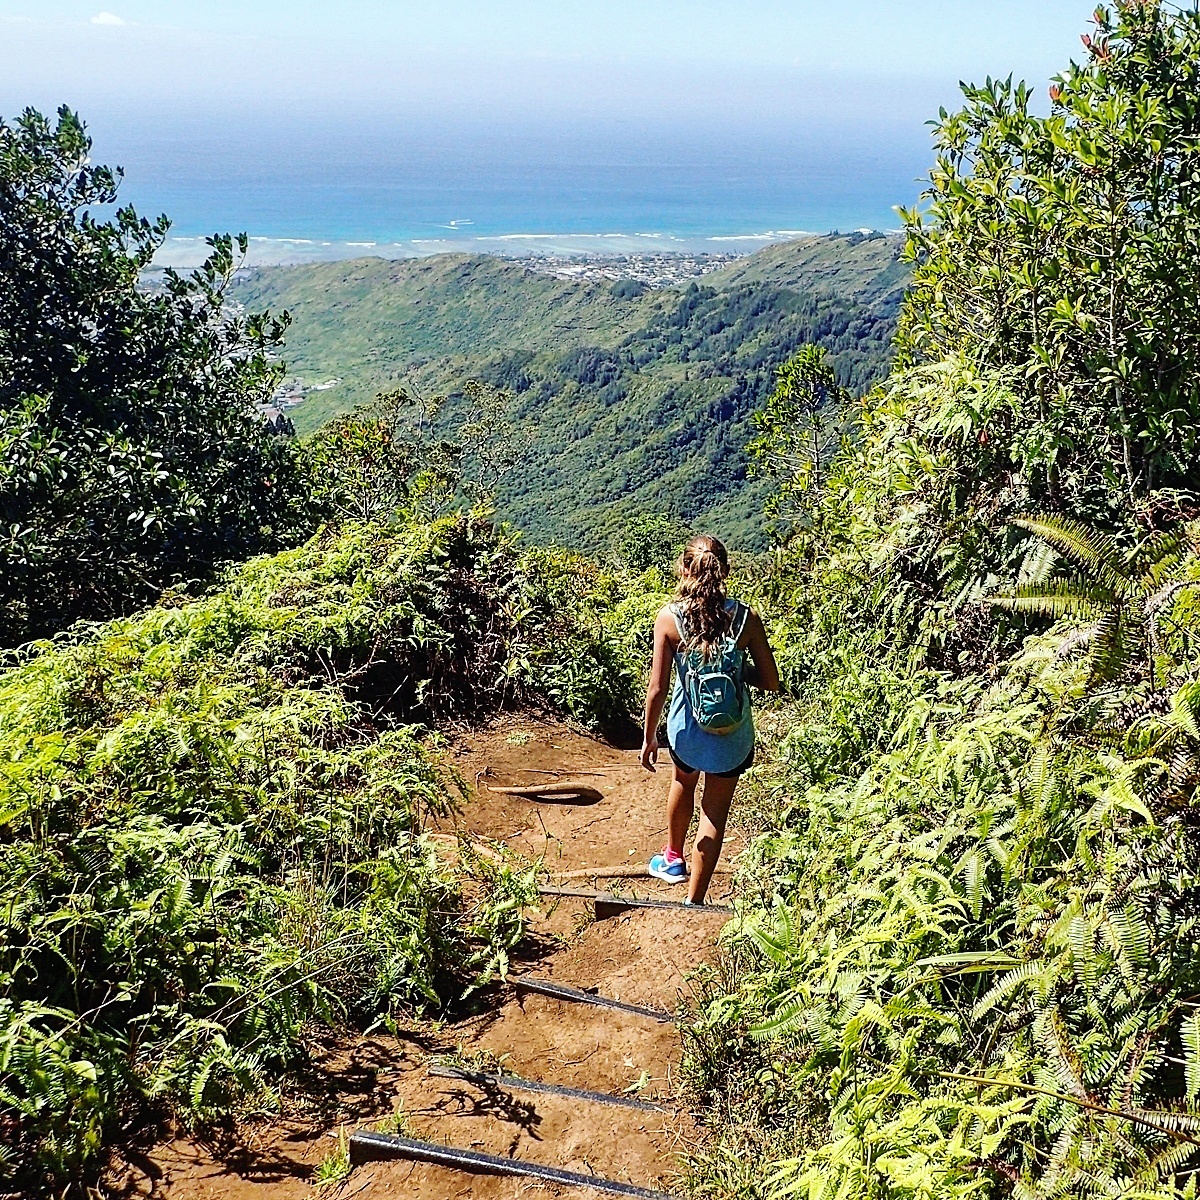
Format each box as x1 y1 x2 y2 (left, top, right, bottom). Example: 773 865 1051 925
668 602 687 643
730 600 750 645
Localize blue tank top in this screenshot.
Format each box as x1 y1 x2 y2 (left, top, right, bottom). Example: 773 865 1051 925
666 598 755 774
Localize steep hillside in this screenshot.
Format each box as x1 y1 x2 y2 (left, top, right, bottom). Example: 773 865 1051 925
703 229 909 300
235 253 671 427
233 234 910 548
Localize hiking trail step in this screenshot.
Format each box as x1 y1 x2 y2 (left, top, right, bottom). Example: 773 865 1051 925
539 886 732 919
349 1132 676 1199
510 975 674 1023
426 1063 667 1112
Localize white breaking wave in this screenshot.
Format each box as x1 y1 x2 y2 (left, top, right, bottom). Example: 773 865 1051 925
150 227 846 269
707 231 817 242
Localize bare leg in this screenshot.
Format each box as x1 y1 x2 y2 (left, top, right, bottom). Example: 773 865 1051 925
666 763 700 856
688 773 739 904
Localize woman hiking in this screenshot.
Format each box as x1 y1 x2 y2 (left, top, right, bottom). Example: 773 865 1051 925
640 534 780 905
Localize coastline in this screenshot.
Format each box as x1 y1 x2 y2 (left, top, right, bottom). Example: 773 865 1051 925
149 227 896 270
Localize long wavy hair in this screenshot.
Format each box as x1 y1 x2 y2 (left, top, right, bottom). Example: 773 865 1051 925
675 534 732 659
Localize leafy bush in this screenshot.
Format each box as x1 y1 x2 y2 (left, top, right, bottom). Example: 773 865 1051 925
0 107 310 646
0 511 638 1189
609 513 690 576
689 610 1200 1198
300 388 461 523
749 346 850 529
507 541 653 727
899 2 1200 525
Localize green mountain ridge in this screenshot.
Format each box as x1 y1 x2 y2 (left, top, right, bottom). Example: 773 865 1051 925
234 233 909 548
701 230 910 298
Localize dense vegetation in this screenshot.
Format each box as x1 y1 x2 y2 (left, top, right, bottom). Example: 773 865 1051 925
899 12 1200 528
0 108 309 647
232 233 906 548
681 5 1200 1197
0 511 648 1186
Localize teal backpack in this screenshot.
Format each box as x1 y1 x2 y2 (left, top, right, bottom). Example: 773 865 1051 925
675 602 749 735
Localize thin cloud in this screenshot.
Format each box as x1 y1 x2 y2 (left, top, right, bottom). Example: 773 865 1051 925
91 12 127 26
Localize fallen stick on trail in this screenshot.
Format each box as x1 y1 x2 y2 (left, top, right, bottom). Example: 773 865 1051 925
425 832 505 863
510 767 609 778
487 782 604 804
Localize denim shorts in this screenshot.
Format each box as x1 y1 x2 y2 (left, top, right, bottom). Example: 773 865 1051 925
668 739 755 779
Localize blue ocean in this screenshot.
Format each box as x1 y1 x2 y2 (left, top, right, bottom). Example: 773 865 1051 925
94 116 933 265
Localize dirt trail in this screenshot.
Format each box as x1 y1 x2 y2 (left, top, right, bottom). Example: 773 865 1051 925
109 720 734 1200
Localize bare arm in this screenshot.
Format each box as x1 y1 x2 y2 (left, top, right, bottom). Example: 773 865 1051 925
641 608 678 771
742 609 780 693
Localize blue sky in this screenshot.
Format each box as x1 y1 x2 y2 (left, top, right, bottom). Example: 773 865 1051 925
1 2 1092 116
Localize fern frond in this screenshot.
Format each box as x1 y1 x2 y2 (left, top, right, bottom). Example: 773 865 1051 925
1127 1105 1200 1133
973 960 1046 1018
1134 1136 1197 1185
1010 515 1127 591
749 994 810 1042
1133 525 1189 585
1036 1007 1090 1101
1017 536 1062 587
1103 904 1150 971
1171 682 1200 743
985 579 1110 620
959 848 985 919
1086 607 1132 685
1183 1012 1200 1102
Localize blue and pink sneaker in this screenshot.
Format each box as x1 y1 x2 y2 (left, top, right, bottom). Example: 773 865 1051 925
648 846 687 884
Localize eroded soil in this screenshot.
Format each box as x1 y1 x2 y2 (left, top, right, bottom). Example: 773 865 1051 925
106 719 736 1200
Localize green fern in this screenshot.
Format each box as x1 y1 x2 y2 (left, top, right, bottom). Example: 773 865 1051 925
986 514 1200 688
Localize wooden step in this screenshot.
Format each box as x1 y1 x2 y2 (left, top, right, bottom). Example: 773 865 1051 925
510 975 673 1023
427 1064 667 1112
539 887 731 919
350 1131 675 1198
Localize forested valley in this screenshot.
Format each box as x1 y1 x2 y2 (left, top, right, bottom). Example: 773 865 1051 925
6 3 1200 1197
232 232 906 548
